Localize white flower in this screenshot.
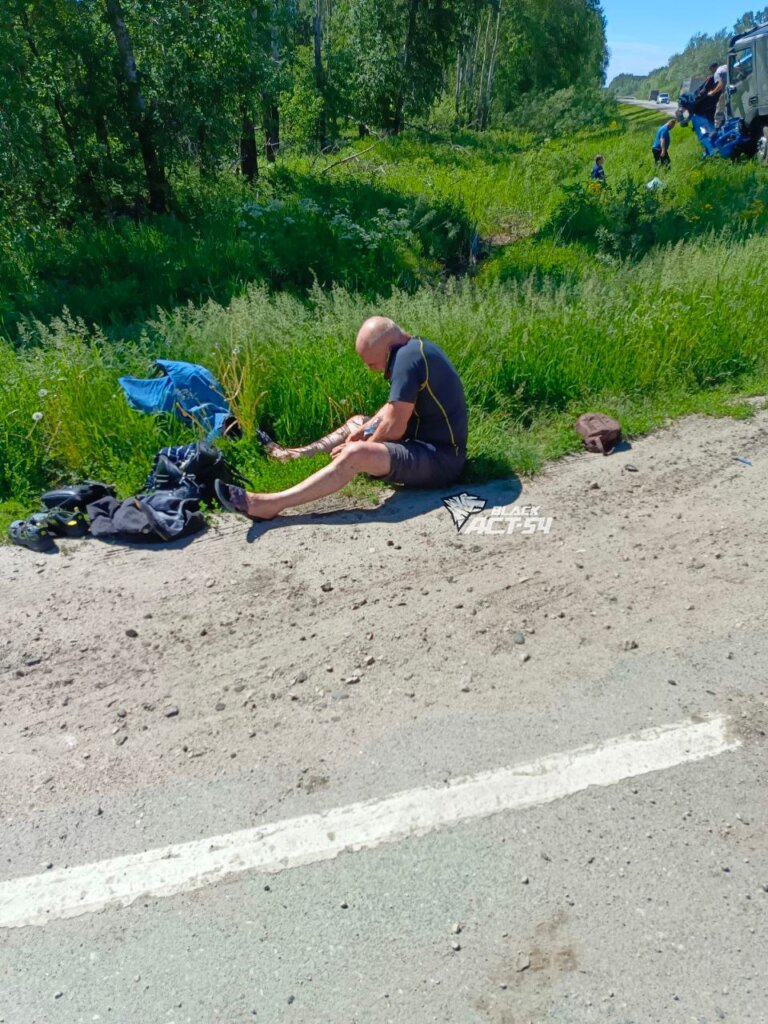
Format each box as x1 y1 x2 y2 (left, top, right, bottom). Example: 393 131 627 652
38 388 48 398
32 411 43 422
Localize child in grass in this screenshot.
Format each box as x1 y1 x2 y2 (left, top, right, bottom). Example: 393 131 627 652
590 154 606 184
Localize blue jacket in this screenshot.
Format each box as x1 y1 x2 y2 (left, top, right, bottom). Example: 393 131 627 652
119 360 231 439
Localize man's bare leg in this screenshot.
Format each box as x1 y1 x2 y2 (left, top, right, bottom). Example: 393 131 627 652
266 415 367 462
226 441 391 519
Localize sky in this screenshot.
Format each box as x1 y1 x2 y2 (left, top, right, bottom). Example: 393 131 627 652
603 0 754 81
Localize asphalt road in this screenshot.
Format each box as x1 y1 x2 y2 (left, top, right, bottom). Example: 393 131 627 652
618 96 679 114
3 655 767 1024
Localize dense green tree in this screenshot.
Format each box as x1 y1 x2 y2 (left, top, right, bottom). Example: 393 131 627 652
0 0 609 237
330 0 486 133
734 8 768 33
454 0 606 127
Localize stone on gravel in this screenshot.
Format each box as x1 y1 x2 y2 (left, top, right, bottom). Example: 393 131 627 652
164 705 179 718
125 629 138 638
511 632 526 645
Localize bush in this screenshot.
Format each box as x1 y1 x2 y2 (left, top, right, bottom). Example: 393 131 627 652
545 176 663 259
1 170 473 336
478 239 594 286
511 86 620 139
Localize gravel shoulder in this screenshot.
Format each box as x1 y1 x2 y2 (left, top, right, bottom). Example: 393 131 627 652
2 409 768 850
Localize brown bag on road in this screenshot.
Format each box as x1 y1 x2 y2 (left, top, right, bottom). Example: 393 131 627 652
574 413 621 455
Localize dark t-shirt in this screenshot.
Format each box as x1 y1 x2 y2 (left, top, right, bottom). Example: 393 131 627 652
696 76 718 120
386 337 468 453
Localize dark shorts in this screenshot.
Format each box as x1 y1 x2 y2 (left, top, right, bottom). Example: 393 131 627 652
381 439 466 488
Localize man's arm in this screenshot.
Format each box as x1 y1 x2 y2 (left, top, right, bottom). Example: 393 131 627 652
365 401 414 443
331 401 414 456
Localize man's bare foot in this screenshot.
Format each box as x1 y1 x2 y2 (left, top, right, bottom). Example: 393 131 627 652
264 442 305 462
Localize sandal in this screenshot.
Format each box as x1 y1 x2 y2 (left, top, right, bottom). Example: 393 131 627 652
29 508 90 539
9 518 57 553
214 479 270 521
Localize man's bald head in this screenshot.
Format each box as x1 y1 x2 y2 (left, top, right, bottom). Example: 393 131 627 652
355 316 409 372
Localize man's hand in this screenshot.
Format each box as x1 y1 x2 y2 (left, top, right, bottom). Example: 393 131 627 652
347 426 367 444
330 438 355 458
330 421 373 458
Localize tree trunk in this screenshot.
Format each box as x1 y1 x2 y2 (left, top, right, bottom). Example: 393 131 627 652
105 0 169 213
263 104 279 162
454 52 464 118
263 17 281 161
313 2 327 150
481 4 503 130
393 0 421 135
240 115 258 183
475 7 492 128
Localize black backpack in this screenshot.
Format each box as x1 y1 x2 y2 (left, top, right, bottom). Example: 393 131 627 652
147 441 249 504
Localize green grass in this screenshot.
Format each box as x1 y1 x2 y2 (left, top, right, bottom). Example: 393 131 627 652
3 104 768 540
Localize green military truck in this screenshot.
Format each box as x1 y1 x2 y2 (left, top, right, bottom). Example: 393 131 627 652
728 22 768 160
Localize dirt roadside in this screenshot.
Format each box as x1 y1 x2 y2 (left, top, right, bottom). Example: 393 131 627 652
2 409 767 822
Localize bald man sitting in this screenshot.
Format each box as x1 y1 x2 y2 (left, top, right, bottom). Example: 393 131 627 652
215 316 468 520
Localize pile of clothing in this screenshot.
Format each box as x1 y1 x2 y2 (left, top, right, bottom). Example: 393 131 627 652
9 359 262 553
9 441 248 553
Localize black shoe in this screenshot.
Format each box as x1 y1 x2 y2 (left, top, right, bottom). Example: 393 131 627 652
41 480 115 512
9 518 57 553
29 508 90 539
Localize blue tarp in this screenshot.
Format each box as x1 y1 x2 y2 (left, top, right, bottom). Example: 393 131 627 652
118 360 231 439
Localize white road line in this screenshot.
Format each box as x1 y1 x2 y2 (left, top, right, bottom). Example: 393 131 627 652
0 715 739 930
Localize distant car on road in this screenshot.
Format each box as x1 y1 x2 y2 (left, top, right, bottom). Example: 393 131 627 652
657 92 670 103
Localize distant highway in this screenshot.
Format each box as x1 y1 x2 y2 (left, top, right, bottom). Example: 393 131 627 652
618 95 678 113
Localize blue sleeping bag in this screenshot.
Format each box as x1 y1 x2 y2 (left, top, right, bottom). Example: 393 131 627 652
118 360 232 439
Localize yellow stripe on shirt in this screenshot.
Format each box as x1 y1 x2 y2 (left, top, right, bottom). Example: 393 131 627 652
417 338 458 454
